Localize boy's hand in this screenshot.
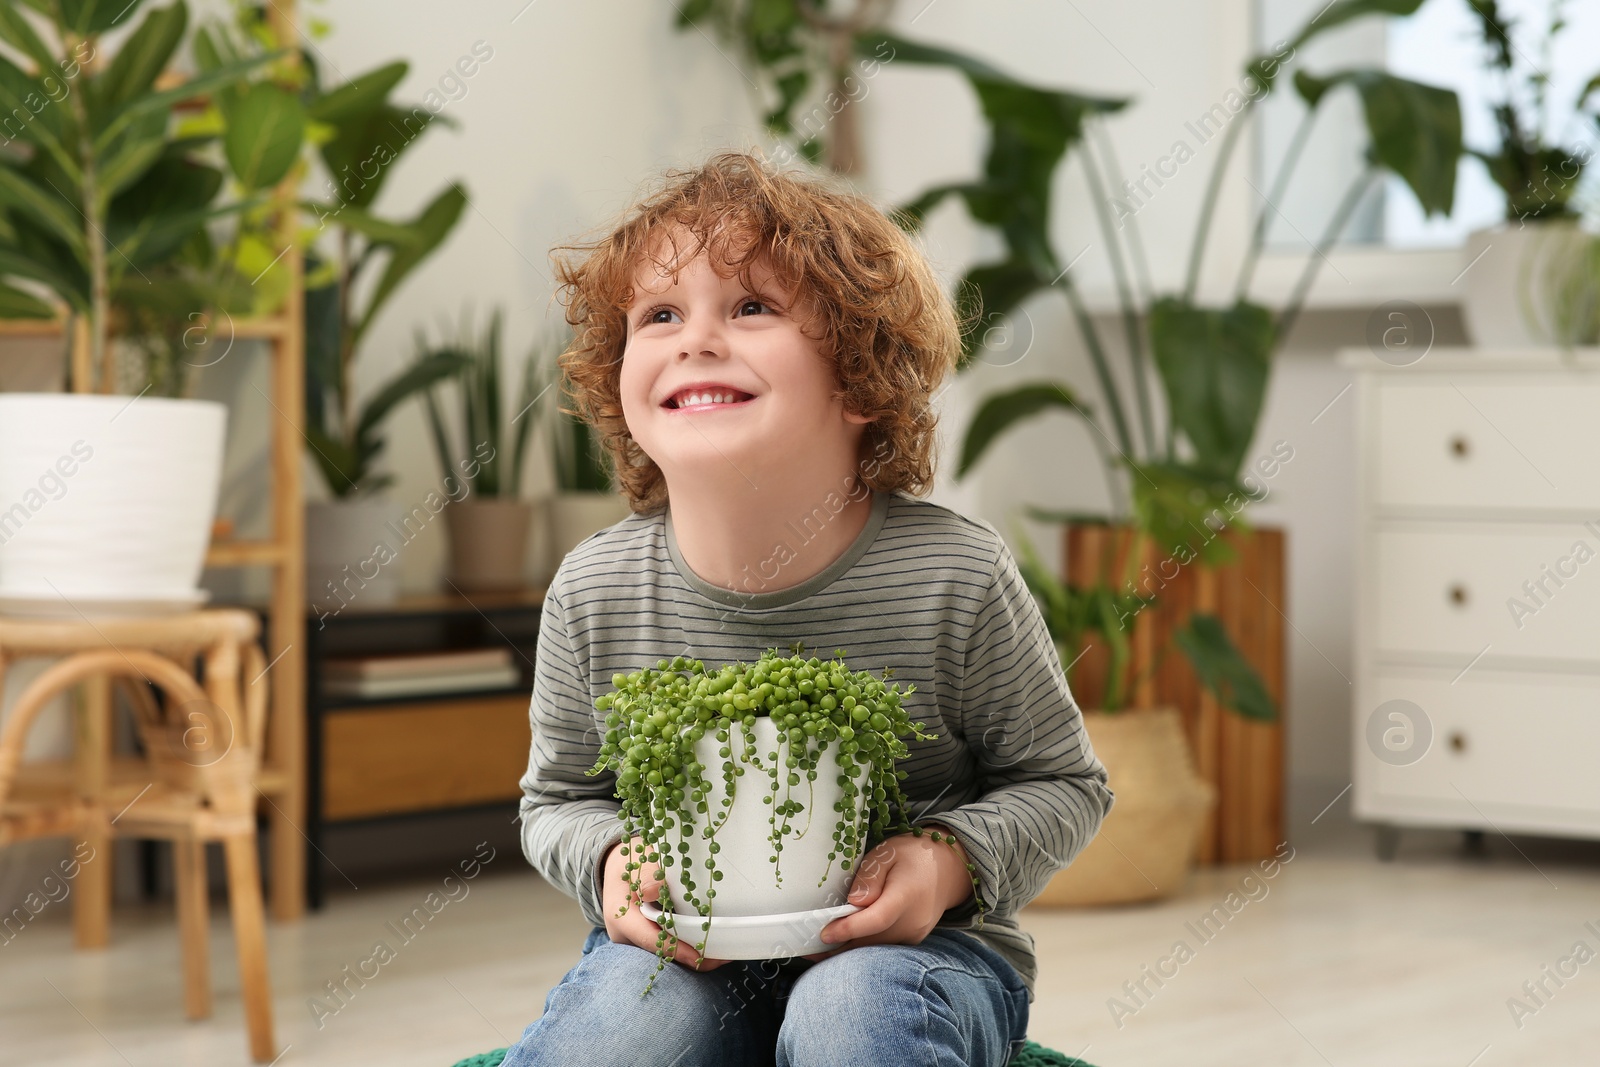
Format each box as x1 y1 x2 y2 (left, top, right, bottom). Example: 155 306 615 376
804 826 974 961
602 835 733 972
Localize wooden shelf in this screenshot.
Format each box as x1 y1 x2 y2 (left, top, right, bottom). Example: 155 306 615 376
0 314 290 341
206 540 288 567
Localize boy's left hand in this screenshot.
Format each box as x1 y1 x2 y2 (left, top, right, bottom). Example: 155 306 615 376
803 827 973 960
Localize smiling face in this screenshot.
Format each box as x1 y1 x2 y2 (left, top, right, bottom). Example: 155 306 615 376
618 227 871 491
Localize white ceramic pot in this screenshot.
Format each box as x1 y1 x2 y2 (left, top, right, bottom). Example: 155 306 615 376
548 490 631 566
306 498 407 613
1460 220 1596 349
645 716 870 958
0 393 225 616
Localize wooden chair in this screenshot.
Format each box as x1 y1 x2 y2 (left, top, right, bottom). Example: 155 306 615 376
0 609 278 1062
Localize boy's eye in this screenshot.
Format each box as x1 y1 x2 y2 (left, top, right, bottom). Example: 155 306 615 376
642 306 679 326
737 299 772 317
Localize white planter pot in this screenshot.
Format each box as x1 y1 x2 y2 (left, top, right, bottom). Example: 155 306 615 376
0 393 225 617
647 717 870 958
1460 220 1596 349
306 498 406 613
548 491 631 567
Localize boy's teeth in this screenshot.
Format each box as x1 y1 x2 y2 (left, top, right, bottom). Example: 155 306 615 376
678 390 743 407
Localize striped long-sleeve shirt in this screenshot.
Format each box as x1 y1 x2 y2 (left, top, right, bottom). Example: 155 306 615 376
517 488 1115 1001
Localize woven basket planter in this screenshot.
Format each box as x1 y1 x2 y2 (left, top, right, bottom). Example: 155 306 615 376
1033 706 1213 906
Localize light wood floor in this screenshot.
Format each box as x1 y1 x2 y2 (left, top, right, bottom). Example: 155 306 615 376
3 810 1598 1067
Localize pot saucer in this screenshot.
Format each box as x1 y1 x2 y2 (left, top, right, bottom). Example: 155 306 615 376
637 899 862 960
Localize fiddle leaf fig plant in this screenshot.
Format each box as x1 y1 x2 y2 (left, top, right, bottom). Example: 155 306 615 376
588 645 985 994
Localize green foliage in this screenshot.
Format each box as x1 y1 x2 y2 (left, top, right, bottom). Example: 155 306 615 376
1462 0 1599 221
298 57 469 497
551 390 615 494
1172 615 1278 722
1292 68 1460 217
416 307 551 499
871 8 1448 720
0 0 283 394
589 646 983 995
1147 298 1275 481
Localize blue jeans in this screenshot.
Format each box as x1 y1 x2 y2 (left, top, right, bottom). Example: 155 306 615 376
499 923 1030 1067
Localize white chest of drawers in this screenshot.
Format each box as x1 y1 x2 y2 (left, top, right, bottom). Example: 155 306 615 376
1341 347 1600 855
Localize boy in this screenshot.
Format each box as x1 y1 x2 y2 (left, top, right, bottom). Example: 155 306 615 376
502 150 1114 1067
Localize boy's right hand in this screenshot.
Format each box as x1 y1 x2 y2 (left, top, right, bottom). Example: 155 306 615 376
602 836 732 972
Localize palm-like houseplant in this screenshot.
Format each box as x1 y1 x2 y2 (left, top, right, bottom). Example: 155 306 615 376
415 306 548 591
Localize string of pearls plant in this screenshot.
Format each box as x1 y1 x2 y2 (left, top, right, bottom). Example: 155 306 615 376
588 642 988 994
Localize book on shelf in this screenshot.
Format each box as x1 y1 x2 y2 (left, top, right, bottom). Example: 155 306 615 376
321 664 523 700
323 646 515 681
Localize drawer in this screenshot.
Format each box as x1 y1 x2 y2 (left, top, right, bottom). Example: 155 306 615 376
1358 671 1600 815
1374 379 1600 511
1373 525 1600 663
321 694 532 820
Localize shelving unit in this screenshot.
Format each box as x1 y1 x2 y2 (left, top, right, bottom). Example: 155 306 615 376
0 1 308 923
302 589 543 907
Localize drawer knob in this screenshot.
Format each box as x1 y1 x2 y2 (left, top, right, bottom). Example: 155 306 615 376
1448 435 1470 459
1449 731 1467 753
1448 583 1469 606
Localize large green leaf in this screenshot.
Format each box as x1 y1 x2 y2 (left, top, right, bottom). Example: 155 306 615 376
0 239 82 306
1293 68 1460 217
352 183 468 347
306 60 408 124
951 257 1050 368
317 102 445 209
0 165 85 258
0 52 75 175
99 1 187 113
1173 613 1279 722
957 381 1091 480
861 30 1126 285
1148 297 1275 480
353 349 470 447
94 52 279 152
1283 0 1425 52
224 83 305 190
0 278 55 318
0 6 61 77
1246 1 1425 94
20 0 144 36
326 204 425 246
1126 460 1254 569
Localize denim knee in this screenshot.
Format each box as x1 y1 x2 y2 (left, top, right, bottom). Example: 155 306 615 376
500 926 783 1067
775 934 1027 1067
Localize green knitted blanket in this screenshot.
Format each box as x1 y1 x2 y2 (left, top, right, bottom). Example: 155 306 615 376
449 1040 1094 1066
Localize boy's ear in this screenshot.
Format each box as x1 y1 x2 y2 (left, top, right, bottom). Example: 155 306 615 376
844 409 875 426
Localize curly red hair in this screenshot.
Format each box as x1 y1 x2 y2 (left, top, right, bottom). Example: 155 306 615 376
550 150 963 515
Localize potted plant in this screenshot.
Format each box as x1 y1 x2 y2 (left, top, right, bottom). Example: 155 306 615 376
1455 0 1600 347
588 644 985 994
1007 524 1219 905
0 0 283 615
415 307 548 592
834 5 1458 866
298 57 470 610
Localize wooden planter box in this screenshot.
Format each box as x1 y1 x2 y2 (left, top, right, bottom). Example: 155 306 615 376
1063 523 1285 865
